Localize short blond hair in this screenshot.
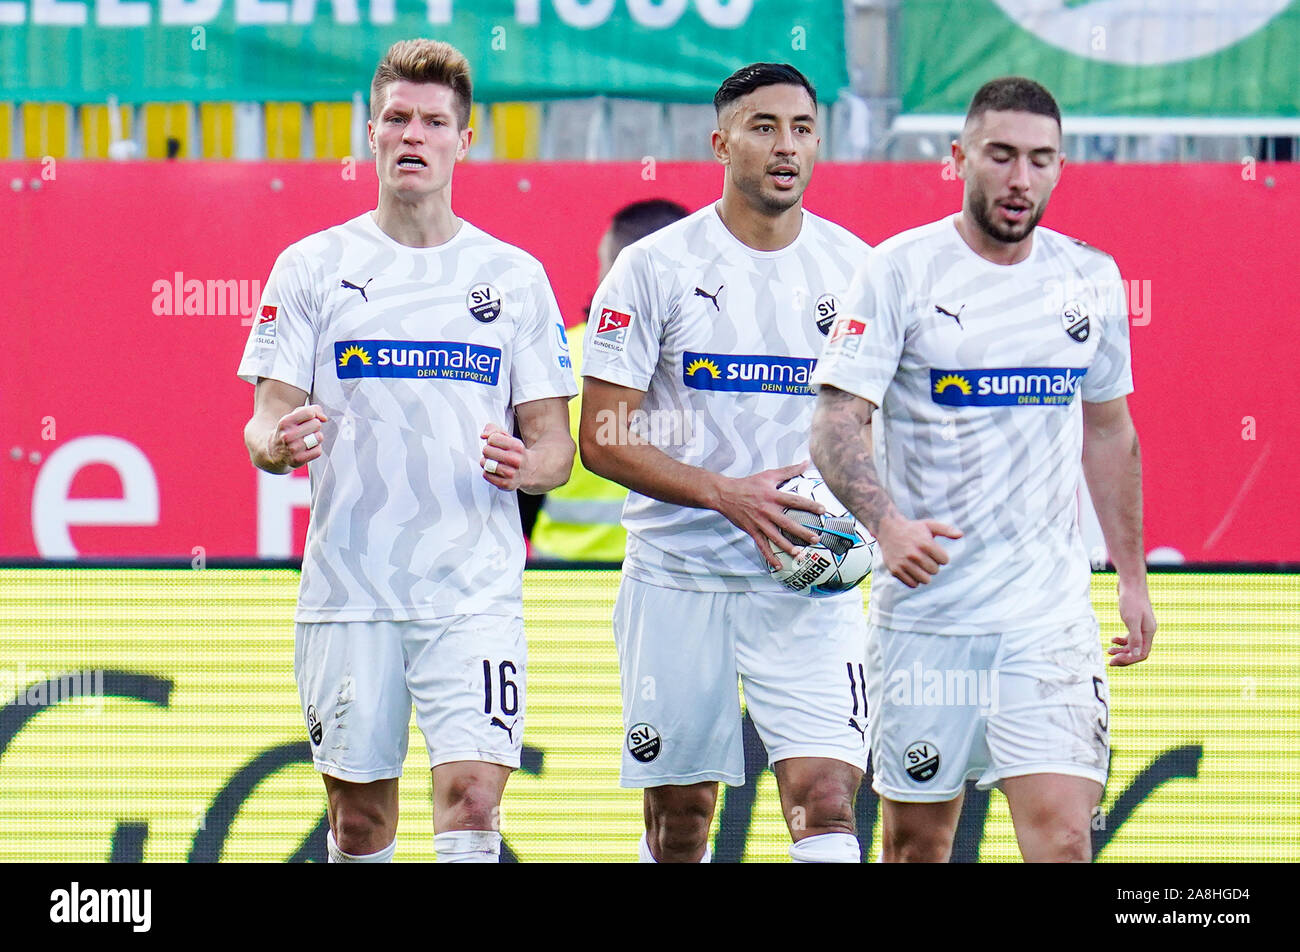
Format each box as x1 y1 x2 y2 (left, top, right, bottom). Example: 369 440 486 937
370 39 472 128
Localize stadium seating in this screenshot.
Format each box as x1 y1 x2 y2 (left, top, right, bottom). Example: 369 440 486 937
141 102 192 159
0 99 555 161
20 102 70 159
199 102 235 160
79 103 132 159
311 102 353 160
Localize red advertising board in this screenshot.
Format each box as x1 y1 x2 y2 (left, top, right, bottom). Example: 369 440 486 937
1 160 1293 562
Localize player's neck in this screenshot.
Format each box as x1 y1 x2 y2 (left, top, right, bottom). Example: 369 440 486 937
953 210 1034 265
715 194 803 252
373 191 461 248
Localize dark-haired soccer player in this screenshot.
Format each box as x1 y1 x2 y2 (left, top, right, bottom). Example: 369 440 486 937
810 77 1155 862
238 39 576 863
581 64 872 863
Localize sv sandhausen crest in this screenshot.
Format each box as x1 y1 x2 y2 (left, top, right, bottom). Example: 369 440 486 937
467 283 502 323
1061 299 1090 342
306 704 323 745
814 293 839 335
904 740 939 782
627 722 661 763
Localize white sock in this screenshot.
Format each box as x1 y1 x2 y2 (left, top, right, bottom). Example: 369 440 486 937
639 832 712 863
789 832 861 863
327 829 396 863
434 830 501 863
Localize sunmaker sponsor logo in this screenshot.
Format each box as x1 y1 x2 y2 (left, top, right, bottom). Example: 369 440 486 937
335 340 502 385
683 351 817 395
930 367 1087 407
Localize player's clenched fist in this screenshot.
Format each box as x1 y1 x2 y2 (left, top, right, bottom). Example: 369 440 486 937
268 404 328 470
874 515 963 588
480 422 528 491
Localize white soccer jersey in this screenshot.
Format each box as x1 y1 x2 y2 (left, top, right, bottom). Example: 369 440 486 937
582 203 871 592
238 212 576 622
810 215 1133 634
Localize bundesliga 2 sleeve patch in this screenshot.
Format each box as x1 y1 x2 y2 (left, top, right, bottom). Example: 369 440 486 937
592 307 633 353
254 305 278 345
825 315 866 356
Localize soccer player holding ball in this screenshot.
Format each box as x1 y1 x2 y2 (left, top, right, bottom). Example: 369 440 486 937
580 64 873 863
238 40 576 863
810 78 1156 862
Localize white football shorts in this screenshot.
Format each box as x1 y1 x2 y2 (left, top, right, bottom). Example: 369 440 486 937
294 616 526 782
865 617 1110 802
613 576 869 787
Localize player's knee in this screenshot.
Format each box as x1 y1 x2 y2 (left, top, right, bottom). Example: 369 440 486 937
885 838 952 863
1055 824 1093 863
439 773 501 829
651 818 710 861
646 788 714 856
882 824 954 863
649 801 711 842
788 776 857 835
1011 795 1094 862
331 800 396 854
1030 821 1092 863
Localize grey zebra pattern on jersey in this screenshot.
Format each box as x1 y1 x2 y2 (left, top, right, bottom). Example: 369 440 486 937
583 203 871 593
812 215 1133 635
239 213 576 621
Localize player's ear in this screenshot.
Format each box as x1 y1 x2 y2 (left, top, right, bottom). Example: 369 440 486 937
711 127 729 165
950 137 966 180
367 119 376 155
457 125 473 161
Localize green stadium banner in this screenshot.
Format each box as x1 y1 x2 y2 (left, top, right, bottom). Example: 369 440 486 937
0 0 846 104
901 0 1300 118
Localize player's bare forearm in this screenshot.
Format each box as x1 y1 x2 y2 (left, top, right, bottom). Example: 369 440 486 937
1083 396 1156 665
811 386 962 587
809 386 902 535
517 428 576 494
582 419 725 510
578 378 724 511
1082 398 1146 584
580 377 823 568
245 378 323 474
244 411 290 474
484 396 575 494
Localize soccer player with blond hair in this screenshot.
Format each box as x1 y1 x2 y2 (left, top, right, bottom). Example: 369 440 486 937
238 39 576 863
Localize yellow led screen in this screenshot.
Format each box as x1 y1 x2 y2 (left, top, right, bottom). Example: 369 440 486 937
0 569 1295 862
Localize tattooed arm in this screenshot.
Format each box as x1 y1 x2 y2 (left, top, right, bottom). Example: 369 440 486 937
809 387 901 529
1083 395 1156 666
810 385 962 588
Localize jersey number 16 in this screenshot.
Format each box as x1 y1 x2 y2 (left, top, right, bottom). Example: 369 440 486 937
482 659 520 717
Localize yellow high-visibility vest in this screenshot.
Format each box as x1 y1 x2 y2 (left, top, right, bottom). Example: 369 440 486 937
530 321 628 562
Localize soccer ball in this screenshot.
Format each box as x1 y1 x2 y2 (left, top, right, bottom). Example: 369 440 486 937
762 470 876 597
